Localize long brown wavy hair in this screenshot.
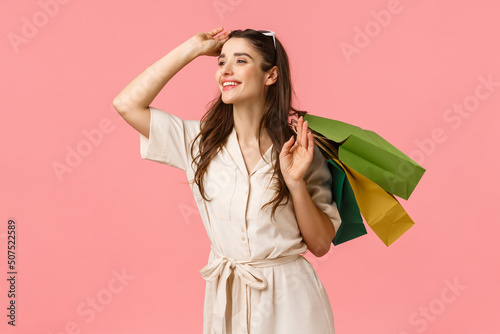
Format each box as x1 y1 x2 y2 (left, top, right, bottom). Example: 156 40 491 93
188 28 309 222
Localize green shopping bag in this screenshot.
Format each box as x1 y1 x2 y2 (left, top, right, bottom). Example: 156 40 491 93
327 158 367 245
304 114 426 200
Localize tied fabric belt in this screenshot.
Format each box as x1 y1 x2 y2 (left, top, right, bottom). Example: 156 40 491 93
199 246 302 334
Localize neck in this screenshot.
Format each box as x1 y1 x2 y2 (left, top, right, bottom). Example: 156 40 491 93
232 101 270 146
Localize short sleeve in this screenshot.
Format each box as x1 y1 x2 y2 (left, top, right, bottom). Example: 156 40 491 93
139 106 200 171
303 145 342 235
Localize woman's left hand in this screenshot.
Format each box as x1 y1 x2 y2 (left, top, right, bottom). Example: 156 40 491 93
279 116 314 189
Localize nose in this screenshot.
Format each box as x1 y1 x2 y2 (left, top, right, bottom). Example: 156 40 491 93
220 61 233 75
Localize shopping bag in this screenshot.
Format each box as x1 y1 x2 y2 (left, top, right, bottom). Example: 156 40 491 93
336 158 415 246
326 158 367 246
297 115 418 246
303 113 426 200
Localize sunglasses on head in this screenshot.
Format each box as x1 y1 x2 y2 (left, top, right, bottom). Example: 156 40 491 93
257 30 276 49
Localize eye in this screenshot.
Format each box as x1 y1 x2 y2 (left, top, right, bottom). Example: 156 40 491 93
218 59 247 66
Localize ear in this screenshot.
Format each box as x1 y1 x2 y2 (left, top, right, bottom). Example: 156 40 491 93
265 66 278 86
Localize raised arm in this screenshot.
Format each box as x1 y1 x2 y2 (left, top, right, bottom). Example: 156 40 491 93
112 27 231 138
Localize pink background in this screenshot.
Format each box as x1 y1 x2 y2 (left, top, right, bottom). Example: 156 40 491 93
2 0 499 333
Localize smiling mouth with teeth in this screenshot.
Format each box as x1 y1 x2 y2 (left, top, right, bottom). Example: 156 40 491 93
222 82 241 90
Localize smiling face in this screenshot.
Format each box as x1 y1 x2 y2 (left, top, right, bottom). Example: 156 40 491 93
216 37 273 105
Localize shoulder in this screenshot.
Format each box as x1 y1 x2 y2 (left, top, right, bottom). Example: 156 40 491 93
183 119 202 140
303 145 331 187
308 145 327 172
151 107 201 143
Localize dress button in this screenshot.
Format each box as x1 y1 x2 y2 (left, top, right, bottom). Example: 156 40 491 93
241 227 245 232
241 236 246 241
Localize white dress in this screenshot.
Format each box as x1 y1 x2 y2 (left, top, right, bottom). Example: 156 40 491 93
139 106 342 334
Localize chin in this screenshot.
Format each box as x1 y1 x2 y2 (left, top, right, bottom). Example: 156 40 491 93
221 97 234 105
221 94 239 105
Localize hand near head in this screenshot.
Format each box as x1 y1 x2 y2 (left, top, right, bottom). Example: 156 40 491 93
191 27 232 57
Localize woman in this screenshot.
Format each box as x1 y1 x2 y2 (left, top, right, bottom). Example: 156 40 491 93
114 27 342 334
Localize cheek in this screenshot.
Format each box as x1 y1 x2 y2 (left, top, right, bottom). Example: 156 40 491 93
240 70 262 87
240 67 255 79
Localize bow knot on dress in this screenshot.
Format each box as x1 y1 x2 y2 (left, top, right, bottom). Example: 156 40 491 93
200 245 301 334
227 257 237 270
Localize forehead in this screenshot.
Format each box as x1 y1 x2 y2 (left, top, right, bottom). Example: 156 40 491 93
220 38 255 58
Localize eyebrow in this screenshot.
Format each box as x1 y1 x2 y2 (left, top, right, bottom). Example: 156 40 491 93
218 52 254 60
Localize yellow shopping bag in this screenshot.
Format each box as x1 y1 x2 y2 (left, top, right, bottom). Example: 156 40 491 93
333 157 415 246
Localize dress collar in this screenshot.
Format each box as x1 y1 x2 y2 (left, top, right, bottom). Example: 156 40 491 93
224 127 276 177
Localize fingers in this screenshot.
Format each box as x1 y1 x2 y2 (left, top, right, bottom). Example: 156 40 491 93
296 117 302 146
294 116 313 153
301 117 308 148
280 135 295 156
222 30 231 41
212 28 231 45
218 31 231 42
303 118 314 154
209 27 231 40
296 116 309 147
208 27 224 36
308 131 314 154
